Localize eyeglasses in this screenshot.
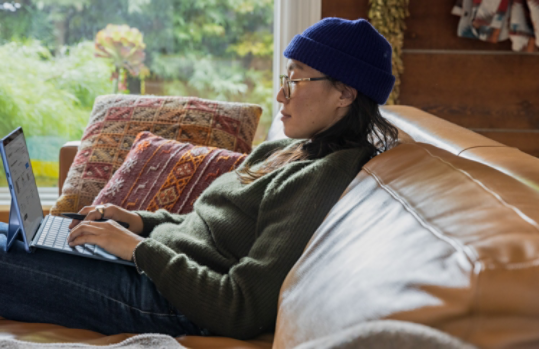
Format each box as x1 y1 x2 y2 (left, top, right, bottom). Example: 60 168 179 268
279 74 330 100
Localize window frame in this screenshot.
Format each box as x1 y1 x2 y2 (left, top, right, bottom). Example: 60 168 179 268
272 0 322 118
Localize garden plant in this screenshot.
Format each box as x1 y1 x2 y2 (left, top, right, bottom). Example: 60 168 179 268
0 0 274 187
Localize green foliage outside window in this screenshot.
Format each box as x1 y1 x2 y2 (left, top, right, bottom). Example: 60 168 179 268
0 40 112 187
0 0 274 188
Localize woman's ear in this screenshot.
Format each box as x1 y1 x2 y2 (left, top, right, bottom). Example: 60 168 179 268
338 85 357 108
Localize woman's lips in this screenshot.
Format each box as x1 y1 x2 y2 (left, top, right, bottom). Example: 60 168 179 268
281 112 291 120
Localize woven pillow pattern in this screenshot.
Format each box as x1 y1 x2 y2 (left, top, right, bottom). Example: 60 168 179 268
92 132 246 214
50 95 261 215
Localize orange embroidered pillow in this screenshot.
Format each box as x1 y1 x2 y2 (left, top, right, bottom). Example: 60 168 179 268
50 95 261 215
92 132 246 214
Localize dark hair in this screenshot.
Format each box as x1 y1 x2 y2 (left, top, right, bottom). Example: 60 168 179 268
236 77 399 184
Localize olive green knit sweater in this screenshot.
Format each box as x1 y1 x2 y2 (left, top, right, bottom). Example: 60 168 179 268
134 138 370 339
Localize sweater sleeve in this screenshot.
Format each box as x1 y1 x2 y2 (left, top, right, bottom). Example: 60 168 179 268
134 210 189 236
133 160 353 339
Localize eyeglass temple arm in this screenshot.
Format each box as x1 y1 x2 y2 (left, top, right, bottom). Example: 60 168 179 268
284 76 330 82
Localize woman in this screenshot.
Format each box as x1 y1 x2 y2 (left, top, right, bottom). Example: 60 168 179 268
0 18 398 339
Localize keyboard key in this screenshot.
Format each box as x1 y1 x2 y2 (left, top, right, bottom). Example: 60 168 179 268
38 230 49 243
63 245 77 252
84 244 96 254
81 245 94 255
95 247 118 260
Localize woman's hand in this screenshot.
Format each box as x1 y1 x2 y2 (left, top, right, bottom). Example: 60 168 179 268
68 204 144 235
67 220 144 261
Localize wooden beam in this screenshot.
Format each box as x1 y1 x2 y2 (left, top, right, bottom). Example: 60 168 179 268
322 0 368 19
400 53 539 130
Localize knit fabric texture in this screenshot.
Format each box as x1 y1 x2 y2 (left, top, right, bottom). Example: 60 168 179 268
133 138 371 339
284 17 395 105
50 95 261 216
92 132 246 214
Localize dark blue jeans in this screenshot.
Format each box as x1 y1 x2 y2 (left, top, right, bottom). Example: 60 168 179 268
0 222 208 337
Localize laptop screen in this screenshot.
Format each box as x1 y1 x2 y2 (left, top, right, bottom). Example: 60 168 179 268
1 128 44 242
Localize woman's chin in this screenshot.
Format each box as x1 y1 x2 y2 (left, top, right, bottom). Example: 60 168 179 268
283 127 308 139
282 127 295 139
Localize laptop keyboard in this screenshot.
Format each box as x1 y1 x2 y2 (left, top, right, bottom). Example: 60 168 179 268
36 216 117 259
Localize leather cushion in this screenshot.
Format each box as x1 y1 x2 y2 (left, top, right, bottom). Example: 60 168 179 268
459 146 539 192
380 106 503 155
274 142 539 349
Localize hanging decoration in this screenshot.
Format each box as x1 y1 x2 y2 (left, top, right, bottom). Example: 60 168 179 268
368 0 410 105
452 0 539 52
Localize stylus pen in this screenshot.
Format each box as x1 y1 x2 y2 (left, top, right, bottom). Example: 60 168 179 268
61 213 130 229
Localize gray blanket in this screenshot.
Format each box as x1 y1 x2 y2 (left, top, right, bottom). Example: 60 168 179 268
0 334 184 349
295 320 479 349
0 321 480 349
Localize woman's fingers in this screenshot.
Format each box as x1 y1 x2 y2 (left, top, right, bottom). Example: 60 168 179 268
85 209 104 222
68 204 116 229
78 205 97 215
68 220 81 230
68 205 98 229
68 221 103 244
86 204 117 222
68 233 93 247
66 220 144 261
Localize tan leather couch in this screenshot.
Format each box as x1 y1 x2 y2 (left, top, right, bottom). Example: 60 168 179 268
2 106 539 348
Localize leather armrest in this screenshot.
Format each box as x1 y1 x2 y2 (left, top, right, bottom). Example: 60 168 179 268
59 141 80 195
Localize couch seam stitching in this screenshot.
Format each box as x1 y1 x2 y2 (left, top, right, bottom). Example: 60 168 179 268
419 145 539 232
428 143 539 272
457 145 509 156
466 260 484 344
362 165 481 344
362 166 478 263
366 143 539 271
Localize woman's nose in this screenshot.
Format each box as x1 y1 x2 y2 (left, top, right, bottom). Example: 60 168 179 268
276 85 287 104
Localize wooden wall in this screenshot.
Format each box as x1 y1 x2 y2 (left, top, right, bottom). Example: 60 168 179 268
322 0 539 157
0 206 8 225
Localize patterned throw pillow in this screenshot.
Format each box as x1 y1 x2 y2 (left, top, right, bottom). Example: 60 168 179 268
50 95 261 215
92 132 246 214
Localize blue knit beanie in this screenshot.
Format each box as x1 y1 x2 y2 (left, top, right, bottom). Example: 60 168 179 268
284 18 395 105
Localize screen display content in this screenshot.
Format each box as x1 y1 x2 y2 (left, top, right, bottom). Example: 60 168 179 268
2 129 43 242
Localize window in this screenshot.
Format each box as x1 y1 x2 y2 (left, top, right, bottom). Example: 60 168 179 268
0 0 321 207
0 0 274 199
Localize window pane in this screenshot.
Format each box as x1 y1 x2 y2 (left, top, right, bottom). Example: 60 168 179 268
0 0 274 189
